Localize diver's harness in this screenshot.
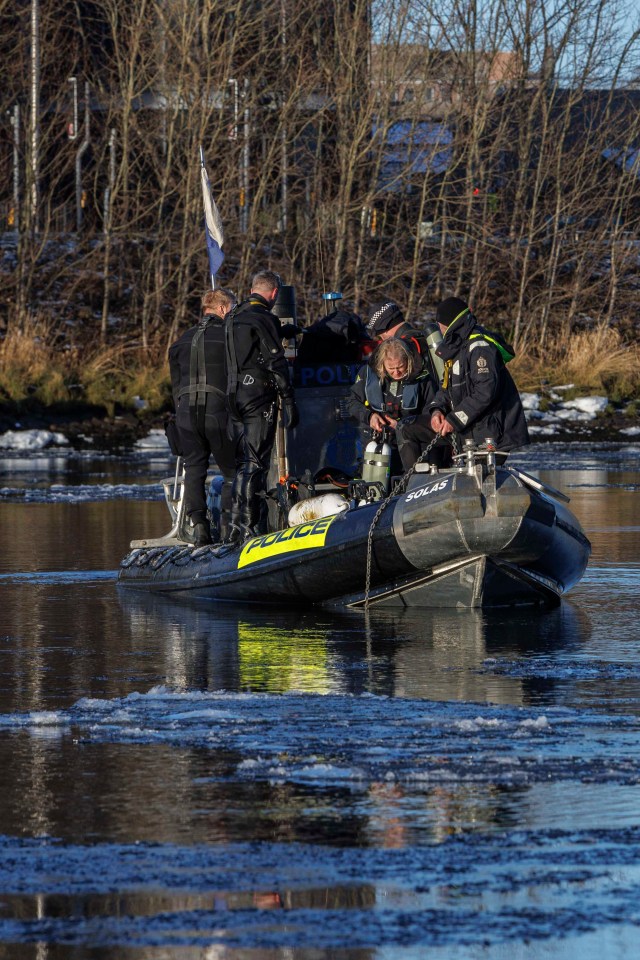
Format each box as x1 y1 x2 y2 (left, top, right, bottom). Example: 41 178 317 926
177 312 226 432
363 366 424 417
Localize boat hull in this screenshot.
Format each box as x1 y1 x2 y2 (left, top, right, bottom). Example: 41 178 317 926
118 465 591 609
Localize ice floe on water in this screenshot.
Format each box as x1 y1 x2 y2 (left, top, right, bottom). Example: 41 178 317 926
2 685 640 953
0 481 163 502
0 426 172 458
133 428 169 450
2 689 640 787
0 392 638 455
1 825 640 953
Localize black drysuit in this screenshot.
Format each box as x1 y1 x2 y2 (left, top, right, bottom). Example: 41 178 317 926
168 313 236 532
429 310 530 450
225 294 295 532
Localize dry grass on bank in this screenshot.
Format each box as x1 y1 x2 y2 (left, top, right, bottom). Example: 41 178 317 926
512 326 640 403
0 318 171 416
2 319 640 418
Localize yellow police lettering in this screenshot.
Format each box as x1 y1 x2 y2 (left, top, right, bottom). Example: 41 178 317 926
275 527 296 542
237 515 338 568
294 522 315 538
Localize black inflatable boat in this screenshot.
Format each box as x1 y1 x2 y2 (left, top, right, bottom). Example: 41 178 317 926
118 443 591 609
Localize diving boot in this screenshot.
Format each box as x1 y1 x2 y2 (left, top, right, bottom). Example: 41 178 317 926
222 522 256 547
193 521 212 547
222 524 244 546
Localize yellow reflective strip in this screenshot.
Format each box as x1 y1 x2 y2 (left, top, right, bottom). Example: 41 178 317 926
446 307 469 329
237 515 336 568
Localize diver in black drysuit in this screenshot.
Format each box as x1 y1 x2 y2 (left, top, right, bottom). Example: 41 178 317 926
169 292 237 546
225 285 298 544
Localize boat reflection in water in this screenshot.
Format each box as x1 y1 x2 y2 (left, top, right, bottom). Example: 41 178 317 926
116 591 595 852
118 589 591 706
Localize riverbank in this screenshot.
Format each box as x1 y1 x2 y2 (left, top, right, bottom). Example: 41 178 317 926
1 394 638 453
0 404 160 451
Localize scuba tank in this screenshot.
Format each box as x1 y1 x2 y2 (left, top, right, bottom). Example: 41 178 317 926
361 430 392 497
424 321 445 383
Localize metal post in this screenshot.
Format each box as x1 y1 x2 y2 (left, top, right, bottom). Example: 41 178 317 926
100 129 116 342
30 0 39 236
228 78 238 141
242 78 250 233
75 83 91 232
9 105 20 230
228 78 242 228
103 128 116 233
67 76 78 140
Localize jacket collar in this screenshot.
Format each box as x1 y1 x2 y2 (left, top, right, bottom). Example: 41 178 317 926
247 292 272 311
437 310 477 360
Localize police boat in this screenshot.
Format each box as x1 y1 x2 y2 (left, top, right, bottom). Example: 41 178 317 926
118 438 591 609
118 288 589 608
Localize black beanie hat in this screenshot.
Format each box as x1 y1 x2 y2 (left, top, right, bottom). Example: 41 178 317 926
436 297 470 329
366 301 404 335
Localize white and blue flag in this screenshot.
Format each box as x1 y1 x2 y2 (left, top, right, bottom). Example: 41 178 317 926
200 146 224 288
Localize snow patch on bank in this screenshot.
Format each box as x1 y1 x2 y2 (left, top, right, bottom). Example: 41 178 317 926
524 391 614 436
0 429 69 450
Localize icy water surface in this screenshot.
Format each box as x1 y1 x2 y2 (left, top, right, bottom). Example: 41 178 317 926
1 442 640 959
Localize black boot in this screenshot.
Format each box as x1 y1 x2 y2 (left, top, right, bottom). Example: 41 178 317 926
193 521 212 547
222 521 258 546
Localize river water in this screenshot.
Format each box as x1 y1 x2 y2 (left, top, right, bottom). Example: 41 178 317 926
1 440 639 959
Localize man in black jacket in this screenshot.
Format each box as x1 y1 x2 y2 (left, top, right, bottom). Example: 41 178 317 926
225 269 298 544
169 287 237 546
428 297 529 450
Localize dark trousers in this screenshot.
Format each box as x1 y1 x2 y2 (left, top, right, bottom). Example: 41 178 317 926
230 397 277 531
395 415 453 471
177 401 236 527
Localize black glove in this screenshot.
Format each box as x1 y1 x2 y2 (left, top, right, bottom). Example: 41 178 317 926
282 398 299 430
